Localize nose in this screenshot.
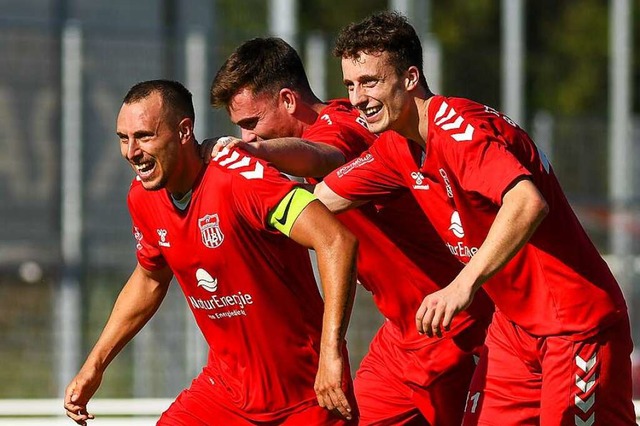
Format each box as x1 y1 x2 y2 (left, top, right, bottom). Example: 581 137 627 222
126 138 142 161
240 128 257 142
349 85 367 110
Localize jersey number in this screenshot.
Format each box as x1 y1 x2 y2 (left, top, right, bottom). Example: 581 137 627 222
464 391 481 413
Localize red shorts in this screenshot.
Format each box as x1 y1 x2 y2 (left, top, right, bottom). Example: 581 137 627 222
462 310 636 426
354 319 487 425
158 371 357 425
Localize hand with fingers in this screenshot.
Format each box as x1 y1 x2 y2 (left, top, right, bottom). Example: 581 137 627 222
314 351 353 421
200 136 245 163
64 367 103 425
415 278 475 338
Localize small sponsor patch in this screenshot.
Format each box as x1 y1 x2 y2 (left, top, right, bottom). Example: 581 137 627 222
336 153 374 178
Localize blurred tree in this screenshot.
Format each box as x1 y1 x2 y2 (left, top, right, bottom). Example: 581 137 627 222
299 0 387 33
214 0 268 58
299 1 387 100
528 0 609 115
433 0 500 107
431 0 638 117
210 1 638 118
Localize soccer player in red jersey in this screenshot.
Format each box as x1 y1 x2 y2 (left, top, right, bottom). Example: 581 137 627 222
63 80 359 425
207 37 494 426
316 11 636 425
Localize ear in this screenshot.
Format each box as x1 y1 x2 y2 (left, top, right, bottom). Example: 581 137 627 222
405 66 421 91
178 118 194 143
279 88 297 115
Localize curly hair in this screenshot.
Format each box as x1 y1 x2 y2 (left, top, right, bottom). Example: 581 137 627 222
334 11 429 90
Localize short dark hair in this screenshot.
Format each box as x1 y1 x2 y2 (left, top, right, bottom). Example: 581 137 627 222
210 37 314 108
123 79 195 124
334 11 429 91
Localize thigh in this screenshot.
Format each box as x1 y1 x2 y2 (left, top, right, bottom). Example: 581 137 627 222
462 312 541 426
408 318 487 426
540 316 636 426
280 404 358 426
158 373 253 426
354 327 427 426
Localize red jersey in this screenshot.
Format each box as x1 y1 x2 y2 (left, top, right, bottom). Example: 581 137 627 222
323 95 627 338
128 152 334 421
306 99 493 347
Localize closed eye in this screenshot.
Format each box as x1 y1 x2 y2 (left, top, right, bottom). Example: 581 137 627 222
362 78 378 88
236 118 258 131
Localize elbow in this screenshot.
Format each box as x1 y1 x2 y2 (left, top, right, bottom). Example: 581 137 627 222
318 152 348 176
535 195 549 223
314 183 339 212
333 227 359 262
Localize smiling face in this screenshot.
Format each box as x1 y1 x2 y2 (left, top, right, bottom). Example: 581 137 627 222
341 51 414 135
116 92 182 192
227 87 300 141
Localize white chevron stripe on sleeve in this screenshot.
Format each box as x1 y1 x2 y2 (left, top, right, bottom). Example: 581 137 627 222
239 162 264 180
435 108 456 126
226 156 251 169
434 101 449 121
218 150 240 166
451 124 475 141
441 116 464 131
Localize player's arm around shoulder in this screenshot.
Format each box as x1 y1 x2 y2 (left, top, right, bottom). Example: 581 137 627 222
269 187 357 420
64 264 173 425
203 136 346 178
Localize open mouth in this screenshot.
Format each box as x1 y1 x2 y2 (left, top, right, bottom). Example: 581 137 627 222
363 105 382 119
134 161 156 179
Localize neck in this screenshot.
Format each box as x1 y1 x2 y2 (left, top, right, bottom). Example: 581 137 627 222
167 142 205 199
294 95 326 134
399 89 434 148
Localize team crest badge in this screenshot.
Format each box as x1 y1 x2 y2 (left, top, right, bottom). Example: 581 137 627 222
198 214 224 248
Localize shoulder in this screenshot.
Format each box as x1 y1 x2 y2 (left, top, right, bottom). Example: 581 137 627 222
210 147 272 181
210 147 296 195
430 96 530 149
128 176 149 204
374 131 410 155
316 99 369 130
428 96 491 143
126 177 166 222
322 98 359 117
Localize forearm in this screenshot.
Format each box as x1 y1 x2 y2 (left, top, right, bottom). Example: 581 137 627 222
82 265 171 372
249 138 345 177
315 230 358 352
456 180 548 291
286 200 358 351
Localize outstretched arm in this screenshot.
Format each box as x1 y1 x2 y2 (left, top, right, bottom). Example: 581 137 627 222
202 136 346 177
286 198 358 421
415 179 549 337
64 264 173 424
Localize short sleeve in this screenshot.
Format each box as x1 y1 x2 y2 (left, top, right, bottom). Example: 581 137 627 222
323 136 405 201
441 119 531 206
127 191 167 270
213 147 300 232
